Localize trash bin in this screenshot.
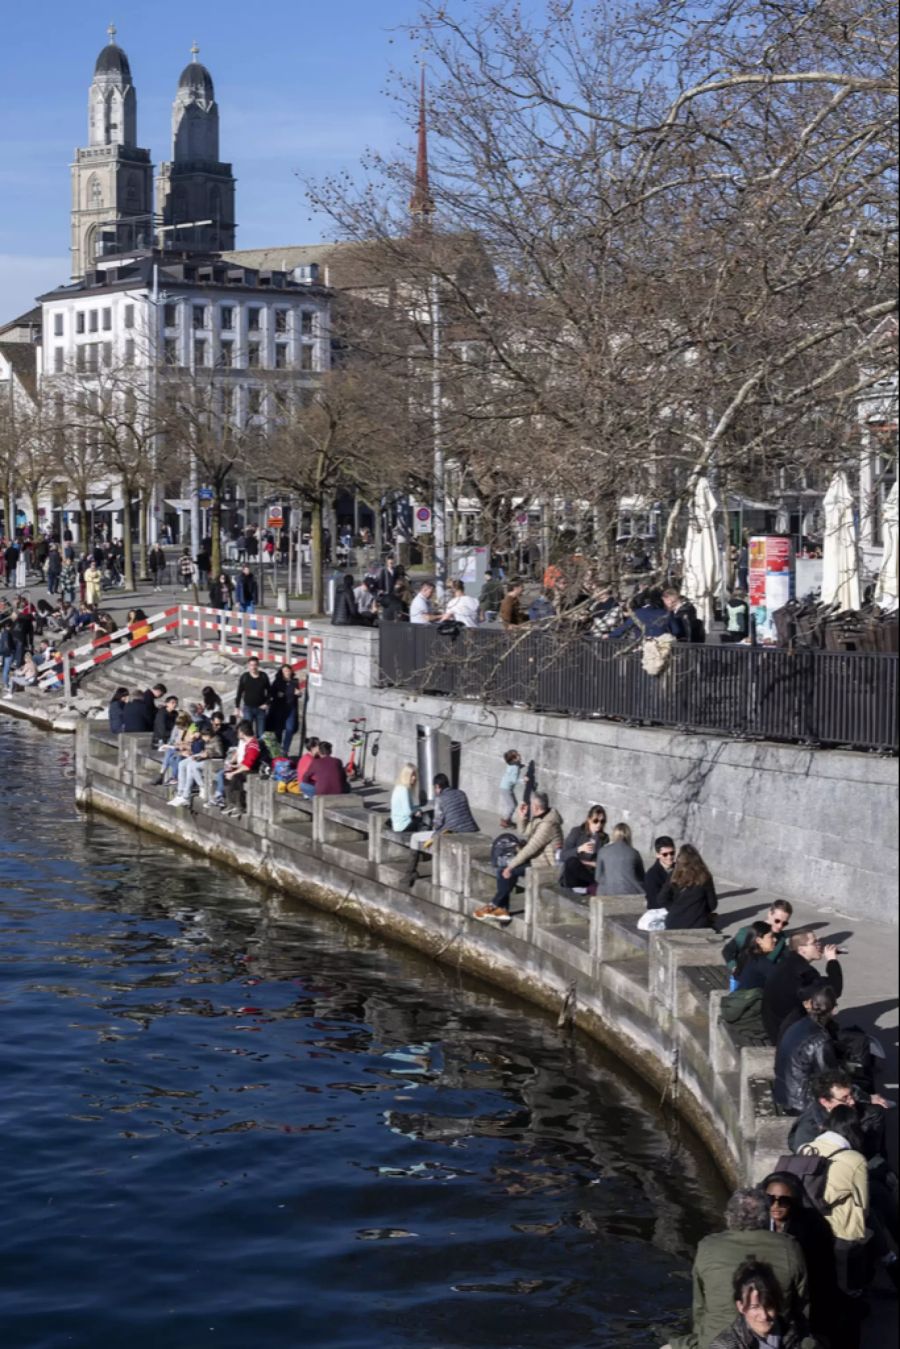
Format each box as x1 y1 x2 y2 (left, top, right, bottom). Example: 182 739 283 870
276 587 287 613
416 726 460 804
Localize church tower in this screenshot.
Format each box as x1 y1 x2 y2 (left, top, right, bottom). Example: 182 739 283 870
156 45 236 253
70 25 153 279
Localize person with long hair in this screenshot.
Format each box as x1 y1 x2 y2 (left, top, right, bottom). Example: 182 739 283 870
391 763 424 834
774 985 841 1114
733 922 778 990
659 843 718 929
708 1260 813 1349
560 804 609 892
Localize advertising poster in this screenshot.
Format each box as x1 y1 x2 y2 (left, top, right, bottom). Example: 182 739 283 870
749 536 794 641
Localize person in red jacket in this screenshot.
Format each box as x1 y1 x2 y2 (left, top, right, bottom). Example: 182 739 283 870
301 740 349 796
222 720 261 817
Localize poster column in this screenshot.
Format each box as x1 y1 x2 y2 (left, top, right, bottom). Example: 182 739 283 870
749 536 793 641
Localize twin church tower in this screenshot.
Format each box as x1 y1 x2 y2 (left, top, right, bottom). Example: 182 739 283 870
70 25 236 279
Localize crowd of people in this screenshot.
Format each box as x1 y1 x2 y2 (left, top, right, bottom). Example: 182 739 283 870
95 651 897 1345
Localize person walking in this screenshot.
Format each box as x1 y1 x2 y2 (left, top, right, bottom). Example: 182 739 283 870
499 580 528 628
497 749 524 828
658 843 718 929
559 804 609 892
331 574 360 625
46 545 62 596
595 822 645 896
235 564 258 614
148 543 167 591
268 663 300 753
83 559 102 608
177 549 195 592
209 571 234 612
235 656 271 740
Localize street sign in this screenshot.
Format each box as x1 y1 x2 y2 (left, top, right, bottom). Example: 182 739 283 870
197 488 213 501
309 635 323 686
413 505 432 537
267 515 284 529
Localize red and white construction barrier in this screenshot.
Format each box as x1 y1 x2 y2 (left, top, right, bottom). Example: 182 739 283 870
39 605 308 695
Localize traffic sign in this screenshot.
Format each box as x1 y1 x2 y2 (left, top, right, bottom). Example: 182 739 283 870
413 505 432 537
309 635 323 686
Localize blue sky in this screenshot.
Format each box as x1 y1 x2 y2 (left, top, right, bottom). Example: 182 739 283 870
0 0 422 318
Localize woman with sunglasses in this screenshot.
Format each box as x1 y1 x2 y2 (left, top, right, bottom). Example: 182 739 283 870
762 1173 844 1346
724 901 793 976
559 805 609 893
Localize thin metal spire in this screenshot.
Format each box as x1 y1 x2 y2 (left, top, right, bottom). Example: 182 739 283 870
409 66 435 227
107 21 117 43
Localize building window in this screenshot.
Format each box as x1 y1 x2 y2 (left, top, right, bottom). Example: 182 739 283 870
301 310 314 337
247 342 261 369
221 387 235 416
247 307 261 332
102 342 112 367
53 314 64 337
124 304 135 330
164 338 178 366
274 308 288 333
194 338 207 368
274 343 288 369
248 388 262 415
85 344 99 372
76 312 85 335
102 307 112 331
218 340 234 368
193 304 207 330
300 344 315 372
124 338 135 366
164 302 178 327
221 306 234 330
89 310 99 334
53 348 64 374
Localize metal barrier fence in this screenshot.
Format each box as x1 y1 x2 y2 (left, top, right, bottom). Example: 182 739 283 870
39 605 308 702
378 625 898 753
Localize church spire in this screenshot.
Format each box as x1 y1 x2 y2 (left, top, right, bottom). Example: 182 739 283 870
409 67 435 228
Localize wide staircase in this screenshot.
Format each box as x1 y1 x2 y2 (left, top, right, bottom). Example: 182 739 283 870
77 641 243 717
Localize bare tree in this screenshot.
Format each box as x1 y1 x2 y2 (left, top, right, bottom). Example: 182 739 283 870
309 0 897 580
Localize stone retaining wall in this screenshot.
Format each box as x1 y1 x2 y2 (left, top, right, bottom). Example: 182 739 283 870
75 718 797 1191
305 622 898 925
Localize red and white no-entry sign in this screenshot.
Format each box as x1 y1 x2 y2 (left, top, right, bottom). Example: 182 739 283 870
309 636 324 685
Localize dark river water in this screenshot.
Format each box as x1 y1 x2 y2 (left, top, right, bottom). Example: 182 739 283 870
0 717 726 1349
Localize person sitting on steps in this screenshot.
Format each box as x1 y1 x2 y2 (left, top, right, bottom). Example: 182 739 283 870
474 792 563 926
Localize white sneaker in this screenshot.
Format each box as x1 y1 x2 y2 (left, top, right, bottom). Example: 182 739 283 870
167 796 187 807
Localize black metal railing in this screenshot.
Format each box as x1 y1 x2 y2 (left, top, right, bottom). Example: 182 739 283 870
378 625 898 753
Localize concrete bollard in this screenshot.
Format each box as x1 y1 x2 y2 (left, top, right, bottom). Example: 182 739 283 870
650 930 725 1020
588 896 647 965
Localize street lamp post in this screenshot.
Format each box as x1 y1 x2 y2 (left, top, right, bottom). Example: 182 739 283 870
430 273 447 598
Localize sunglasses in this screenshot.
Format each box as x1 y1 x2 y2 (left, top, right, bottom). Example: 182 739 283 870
765 1193 794 1207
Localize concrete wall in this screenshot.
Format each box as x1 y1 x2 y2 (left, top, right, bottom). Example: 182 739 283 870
306 622 899 925
75 718 796 1189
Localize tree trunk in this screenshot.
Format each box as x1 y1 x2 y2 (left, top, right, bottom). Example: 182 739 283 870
210 494 222 581
30 492 42 559
138 493 149 581
79 498 89 550
311 495 325 615
121 479 135 590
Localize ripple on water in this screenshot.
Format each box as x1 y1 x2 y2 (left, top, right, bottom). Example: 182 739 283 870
0 718 723 1349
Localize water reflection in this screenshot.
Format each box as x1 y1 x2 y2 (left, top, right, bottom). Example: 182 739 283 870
0 718 723 1349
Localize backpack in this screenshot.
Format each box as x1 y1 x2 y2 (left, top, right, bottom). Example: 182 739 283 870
271 757 294 783
773 1150 835 1217
257 732 280 778
719 986 765 1034
491 832 522 870
837 1025 877 1095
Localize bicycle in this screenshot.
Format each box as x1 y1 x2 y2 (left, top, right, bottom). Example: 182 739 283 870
346 717 381 785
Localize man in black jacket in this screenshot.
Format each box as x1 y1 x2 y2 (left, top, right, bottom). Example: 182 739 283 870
644 836 676 907
761 929 843 1044
773 985 839 1113
122 688 154 732
236 656 270 739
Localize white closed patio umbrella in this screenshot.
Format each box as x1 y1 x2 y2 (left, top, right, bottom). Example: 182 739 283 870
821 471 860 611
682 476 721 632
874 480 898 611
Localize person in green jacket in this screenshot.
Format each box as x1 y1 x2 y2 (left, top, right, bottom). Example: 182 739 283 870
723 900 793 975
661 1189 813 1349
708 1258 820 1348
